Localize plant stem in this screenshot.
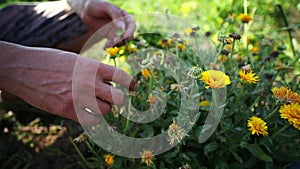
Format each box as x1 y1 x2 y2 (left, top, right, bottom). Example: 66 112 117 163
112 58 117 67
229 39 236 59
272 123 290 138
276 4 296 58
69 136 90 169
265 106 279 120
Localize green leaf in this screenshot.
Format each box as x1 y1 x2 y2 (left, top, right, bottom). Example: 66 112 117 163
230 150 243 164
246 144 273 162
204 141 218 156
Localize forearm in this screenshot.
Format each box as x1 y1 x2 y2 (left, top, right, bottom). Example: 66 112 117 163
0 41 76 99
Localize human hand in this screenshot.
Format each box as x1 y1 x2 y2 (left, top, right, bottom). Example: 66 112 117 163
68 0 136 48
0 42 136 125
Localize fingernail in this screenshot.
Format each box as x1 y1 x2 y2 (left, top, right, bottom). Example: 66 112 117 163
116 21 125 30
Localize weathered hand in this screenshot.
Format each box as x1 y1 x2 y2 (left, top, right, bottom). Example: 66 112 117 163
79 0 136 48
0 41 136 125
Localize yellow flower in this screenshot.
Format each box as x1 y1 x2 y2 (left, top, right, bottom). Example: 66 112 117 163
126 45 137 52
272 87 300 104
199 100 211 107
218 55 229 62
200 70 231 89
158 39 172 48
177 43 186 50
104 154 114 166
238 13 252 23
140 149 154 166
279 103 300 130
141 69 151 79
247 116 269 136
251 47 259 53
239 69 259 84
106 47 120 57
183 28 193 35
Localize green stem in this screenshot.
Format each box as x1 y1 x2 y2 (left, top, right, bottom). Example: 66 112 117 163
229 39 236 59
69 136 90 169
276 4 296 58
264 106 279 120
216 42 226 57
243 0 248 49
147 69 155 97
123 97 132 134
272 123 290 138
112 58 117 67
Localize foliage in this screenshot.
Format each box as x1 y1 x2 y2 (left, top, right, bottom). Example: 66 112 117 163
1 0 300 168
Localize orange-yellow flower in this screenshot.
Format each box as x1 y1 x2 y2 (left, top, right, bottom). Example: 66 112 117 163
158 39 172 48
140 149 154 166
239 69 259 84
141 69 151 79
148 96 157 104
247 116 268 136
272 87 300 104
251 47 259 53
238 13 252 23
104 154 114 166
200 70 231 89
279 103 300 130
106 46 120 57
177 43 186 50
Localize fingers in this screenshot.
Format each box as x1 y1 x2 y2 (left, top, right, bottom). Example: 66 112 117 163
97 63 137 91
120 10 136 40
95 82 125 105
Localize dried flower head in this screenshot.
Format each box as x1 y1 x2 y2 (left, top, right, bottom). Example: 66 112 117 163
247 116 269 136
170 84 186 91
229 32 241 40
272 87 300 104
279 103 300 130
200 70 231 89
73 132 88 143
168 118 188 145
140 149 154 166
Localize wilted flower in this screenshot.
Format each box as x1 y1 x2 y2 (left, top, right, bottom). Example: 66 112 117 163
170 84 186 91
279 103 300 130
73 132 88 143
140 149 154 166
218 36 232 44
168 118 188 145
229 32 241 40
148 96 157 104
247 116 268 136
200 70 231 89
272 87 300 104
